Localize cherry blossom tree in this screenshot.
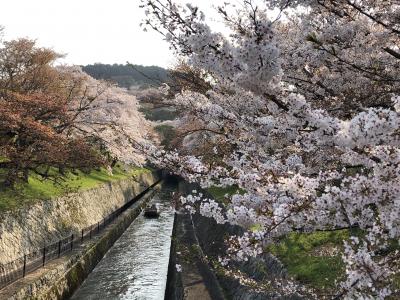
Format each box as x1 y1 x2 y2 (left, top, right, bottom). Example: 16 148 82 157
141 0 400 298
0 39 104 187
0 38 152 187
59 66 152 166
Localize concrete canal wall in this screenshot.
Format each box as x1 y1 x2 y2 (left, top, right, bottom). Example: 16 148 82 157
0 171 159 264
166 180 302 300
1 186 159 300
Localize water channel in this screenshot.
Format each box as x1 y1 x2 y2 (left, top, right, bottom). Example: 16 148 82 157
70 182 176 300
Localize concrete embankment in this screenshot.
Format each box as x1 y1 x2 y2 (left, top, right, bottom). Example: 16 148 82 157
165 181 226 300
166 180 302 300
0 171 158 264
192 213 303 300
0 172 161 299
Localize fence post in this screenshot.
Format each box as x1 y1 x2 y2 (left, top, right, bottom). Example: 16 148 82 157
42 247 46 267
70 234 74 251
89 226 92 239
22 254 27 278
103 217 105 228
58 240 61 258
81 229 84 242
97 222 100 233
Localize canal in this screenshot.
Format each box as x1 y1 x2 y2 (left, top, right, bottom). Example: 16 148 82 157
70 182 176 300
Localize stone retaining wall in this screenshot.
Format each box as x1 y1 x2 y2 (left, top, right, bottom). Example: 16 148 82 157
0 171 158 264
0 178 161 300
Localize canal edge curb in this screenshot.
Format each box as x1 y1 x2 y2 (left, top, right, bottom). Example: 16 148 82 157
164 212 183 300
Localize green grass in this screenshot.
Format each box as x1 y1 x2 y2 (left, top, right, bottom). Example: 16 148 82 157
206 185 242 204
207 185 400 294
268 228 399 292
206 185 352 291
207 188 347 289
268 230 350 290
0 166 150 212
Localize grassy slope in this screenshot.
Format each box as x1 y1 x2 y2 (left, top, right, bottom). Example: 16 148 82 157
207 185 242 205
207 185 349 291
0 166 150 212
268 231 348 290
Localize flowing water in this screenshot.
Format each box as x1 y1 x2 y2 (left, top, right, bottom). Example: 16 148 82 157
70 183 175 300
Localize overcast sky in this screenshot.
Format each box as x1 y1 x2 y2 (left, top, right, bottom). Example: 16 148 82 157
0 0 222 68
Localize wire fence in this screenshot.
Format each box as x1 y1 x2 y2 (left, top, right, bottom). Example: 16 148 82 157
0 180 160 290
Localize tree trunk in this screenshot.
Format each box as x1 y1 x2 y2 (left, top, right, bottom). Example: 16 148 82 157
59 166 65 176
3 169 17 188
23 168 29 182
111 158 118 168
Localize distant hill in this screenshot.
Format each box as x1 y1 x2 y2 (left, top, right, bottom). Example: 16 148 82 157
82 63 169 89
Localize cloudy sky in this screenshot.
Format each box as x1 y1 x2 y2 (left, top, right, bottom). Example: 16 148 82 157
0 0 222 68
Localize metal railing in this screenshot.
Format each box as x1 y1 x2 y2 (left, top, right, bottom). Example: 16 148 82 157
0 180 159 290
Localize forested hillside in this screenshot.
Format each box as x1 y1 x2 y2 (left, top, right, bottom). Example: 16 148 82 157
82 63 169 88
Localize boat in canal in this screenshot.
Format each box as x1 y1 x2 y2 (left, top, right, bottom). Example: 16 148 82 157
70 184 175 300
144 204 160 218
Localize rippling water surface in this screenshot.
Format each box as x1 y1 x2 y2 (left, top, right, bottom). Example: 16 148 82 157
70 183 175 300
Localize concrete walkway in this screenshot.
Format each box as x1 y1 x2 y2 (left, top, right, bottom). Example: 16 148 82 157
176 213 226 300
